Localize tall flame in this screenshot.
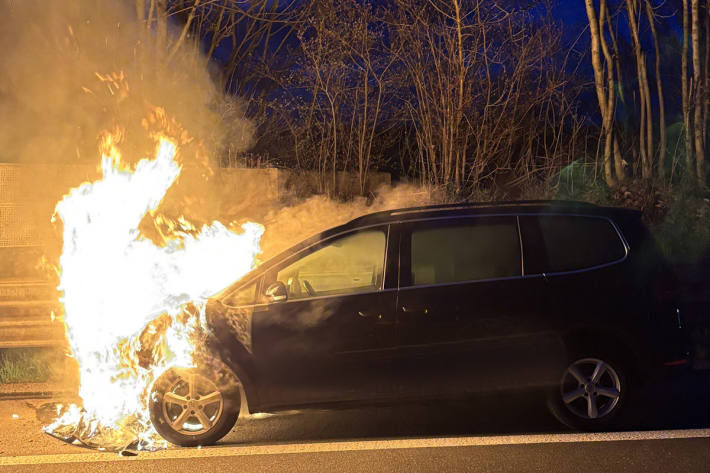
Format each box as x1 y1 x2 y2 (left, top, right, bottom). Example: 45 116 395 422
46 133 263 449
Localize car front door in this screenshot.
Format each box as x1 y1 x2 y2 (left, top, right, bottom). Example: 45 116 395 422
249 225 398 409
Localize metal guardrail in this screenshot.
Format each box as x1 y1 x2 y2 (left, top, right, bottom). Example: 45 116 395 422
0 165 61 348
0 164 20 203
0 280 65 349
0 204 41 248
0 280 55 301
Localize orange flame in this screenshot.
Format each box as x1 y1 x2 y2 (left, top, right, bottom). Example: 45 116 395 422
46 131 263 448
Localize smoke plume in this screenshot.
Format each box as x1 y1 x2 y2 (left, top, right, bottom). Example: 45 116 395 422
0 0 254 272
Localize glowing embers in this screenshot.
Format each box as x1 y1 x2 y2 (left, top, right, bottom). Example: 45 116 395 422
45 132 262 451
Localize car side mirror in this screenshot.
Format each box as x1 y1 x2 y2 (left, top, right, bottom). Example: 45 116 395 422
265 281 288 303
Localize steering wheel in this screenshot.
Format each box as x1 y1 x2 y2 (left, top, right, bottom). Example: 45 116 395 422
302 279 317 297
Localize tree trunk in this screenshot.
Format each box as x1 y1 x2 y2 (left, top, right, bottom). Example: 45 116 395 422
600 0 621 182
585 0 616 186
606 6 627 180
683 0 694 176
613 136 625 178
705 3 710 164
167 0 202 63
453 0 465 192
692 0 704 184
156 0 168 54
135 0 145 22
645 0 666 178
625 0 652 179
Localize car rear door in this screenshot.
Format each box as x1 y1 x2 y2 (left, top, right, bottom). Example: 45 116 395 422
518 214 630 340
394 215 560 397
248 225 399 409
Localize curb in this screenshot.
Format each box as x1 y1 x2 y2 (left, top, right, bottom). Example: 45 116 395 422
0 390 77 400
0 383 78 400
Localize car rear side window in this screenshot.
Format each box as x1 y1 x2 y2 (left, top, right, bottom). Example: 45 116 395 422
524 215 626 274
409 218 521 286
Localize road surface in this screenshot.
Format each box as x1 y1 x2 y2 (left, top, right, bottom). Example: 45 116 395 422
1 373 709 472
2 429 710 473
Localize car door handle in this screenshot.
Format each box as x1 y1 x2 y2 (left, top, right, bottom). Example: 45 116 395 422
401 305 429 315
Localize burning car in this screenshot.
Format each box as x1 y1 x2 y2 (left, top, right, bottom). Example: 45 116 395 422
148 200 689 446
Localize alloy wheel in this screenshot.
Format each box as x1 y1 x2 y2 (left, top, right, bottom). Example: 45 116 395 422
160 370 224 436
560 357 622 420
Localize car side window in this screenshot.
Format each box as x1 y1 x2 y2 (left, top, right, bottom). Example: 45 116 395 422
222 279 259 307
530 215 626 274
409 218 521 286
275 229 387 300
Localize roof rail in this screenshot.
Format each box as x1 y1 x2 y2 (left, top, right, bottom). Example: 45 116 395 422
343 200 600 226
385 199 597 217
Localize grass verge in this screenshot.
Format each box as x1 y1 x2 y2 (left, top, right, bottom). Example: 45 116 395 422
0 348 62 384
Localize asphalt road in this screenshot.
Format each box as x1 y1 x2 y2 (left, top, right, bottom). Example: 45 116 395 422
1 372 709 473
2 431 710 473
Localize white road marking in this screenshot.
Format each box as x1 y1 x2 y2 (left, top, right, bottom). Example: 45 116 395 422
1 429 709 466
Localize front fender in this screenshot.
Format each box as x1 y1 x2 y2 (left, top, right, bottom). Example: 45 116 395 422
202 299 262 411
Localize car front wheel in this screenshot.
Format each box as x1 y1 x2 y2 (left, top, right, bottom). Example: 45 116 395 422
149 367 240 447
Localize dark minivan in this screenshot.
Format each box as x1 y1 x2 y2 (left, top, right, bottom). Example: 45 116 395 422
149 201 689 446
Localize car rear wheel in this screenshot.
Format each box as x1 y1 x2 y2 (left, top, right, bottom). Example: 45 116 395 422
149 367 240 447
548 354 629 430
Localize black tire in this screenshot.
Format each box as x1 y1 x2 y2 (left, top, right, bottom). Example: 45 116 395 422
149 367 240 447
547 348 632 431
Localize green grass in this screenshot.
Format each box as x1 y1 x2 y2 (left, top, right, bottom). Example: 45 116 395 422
0 348 60 384
652 189 710 265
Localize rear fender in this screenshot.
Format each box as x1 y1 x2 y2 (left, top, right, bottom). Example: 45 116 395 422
562 327 646 383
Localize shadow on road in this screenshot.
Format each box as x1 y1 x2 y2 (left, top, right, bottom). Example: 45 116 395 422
219 371 710 446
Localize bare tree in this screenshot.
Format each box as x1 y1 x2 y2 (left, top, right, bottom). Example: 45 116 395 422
683 0 693 177
645 0 666 178
605 2 626 180
389 0 481 192
585 0 617 185
692 0 704 184
705 1 710 164
625 0 653 178
339 3 396 194
134 0 704 195
383 0 583 195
